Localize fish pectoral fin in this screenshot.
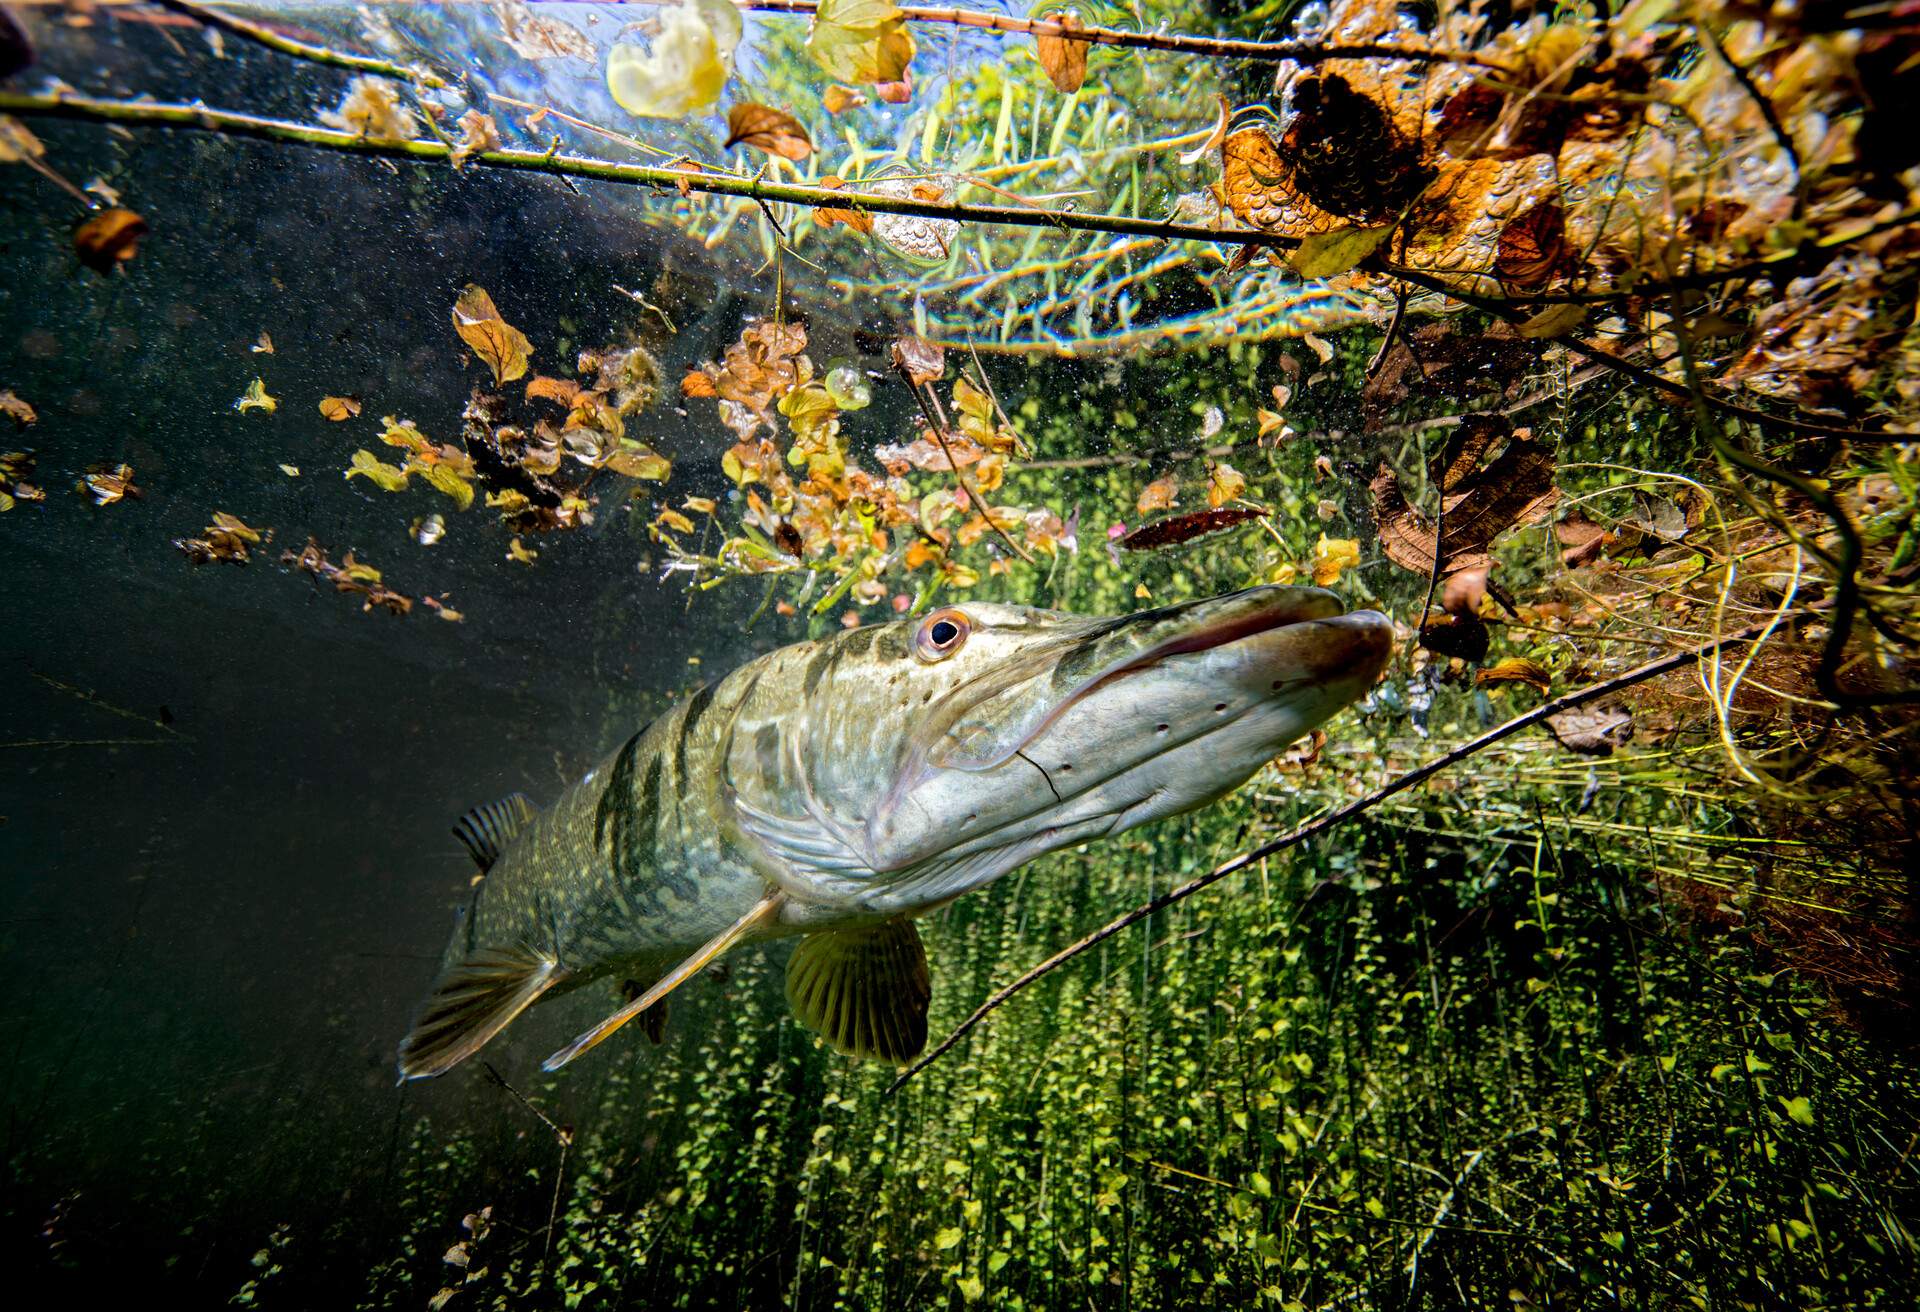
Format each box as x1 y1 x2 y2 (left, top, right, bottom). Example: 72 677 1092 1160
785 918 931 1065
452 793 537 874
619 980 671 1045
396 944 566 1082
542 891 784 1073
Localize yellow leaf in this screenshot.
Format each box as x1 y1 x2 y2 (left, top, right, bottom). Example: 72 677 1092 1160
1475 657 1552 693
1288 225 1395 279
1206 461 1247 508
507 536 538 564
1137 475 1178 514
1518 303 1588 339
279 464 300 477
378 417 432 453
345 449 411 493
318 395 361 421
655 508 697 534
822 85 867 114
724 103 814 161
603 440 671 481
807 0 915 86
421 462 475 511
1312 535 1361 586
683 496 717 515
0 114 47 163
235 378 278 414
450 283 533 385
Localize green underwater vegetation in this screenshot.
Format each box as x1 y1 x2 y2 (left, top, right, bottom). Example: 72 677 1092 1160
2 0 1918 1307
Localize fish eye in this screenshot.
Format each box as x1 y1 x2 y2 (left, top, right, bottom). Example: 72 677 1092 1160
914 608 971 662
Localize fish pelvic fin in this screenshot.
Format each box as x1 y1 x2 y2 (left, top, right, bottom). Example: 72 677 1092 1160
396 944 566 1082
452 793 537 873
542 890 785 1073
785 918 930 1065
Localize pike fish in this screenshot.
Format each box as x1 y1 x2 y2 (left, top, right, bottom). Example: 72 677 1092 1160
396 585 1392 1080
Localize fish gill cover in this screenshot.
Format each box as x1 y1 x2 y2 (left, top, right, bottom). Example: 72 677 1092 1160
0 0 1917 1306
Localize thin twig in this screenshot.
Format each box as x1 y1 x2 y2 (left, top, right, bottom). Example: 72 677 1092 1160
1367 287 1408 378
897 366 1036 565
887 613 1786 1094
153 0 444 86
480 1063 573 1262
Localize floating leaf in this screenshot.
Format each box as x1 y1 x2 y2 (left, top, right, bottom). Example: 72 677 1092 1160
415 513 446 546
73 207 147 274
491 0 596 63
318 395 361 422
1034 11 1090 95
78 462 140 506
606 0 739 119
808 0 915 87
1205 461 1246 508
507 536 539 564
724 103 813 161
822 85 867 114
251 331 274 355
450 284 533 385
526 375 582 406
603 440 671 481
1312 535 1361 586
0 390 35 426
345 449 411 493
1136 475 1178 514
420 462 475 511
175 511 269 565
814 175 874 234
235 378 278 414
282 537 413 614
681 369 719 398
1289 225 1394 279
279 464 300 477
1475 657 1551 693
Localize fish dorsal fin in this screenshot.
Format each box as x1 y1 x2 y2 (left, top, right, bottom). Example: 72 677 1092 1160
396 943 566 1082
542 891 785 1072
785 918 930 1064
452 793 536 873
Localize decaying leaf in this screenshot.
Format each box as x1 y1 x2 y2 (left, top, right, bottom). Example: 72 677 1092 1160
318 395 362 422
508 536 539 564
251 332 274 355
345 448 411 493
1136 475 1178 514
823 85 867 114
451 284 533 385
1372 417 1558 578
1518 302 1587 339
1555 514 1613 567
1494 202 1569 289
1475 656 1551 693
724 103 813 161
175 511 269 565
72 207 147 274
1034 11 1090 95
319 76 420 142
282 537 414 614
1205 461 1247 508
1119 506 1265 552
1545 704 1633 756
808 0 915 87
607 0 740 119
526 375 582 407
1312 535 1361 586
890 334 944 386
0 450 43 512
814 175 874 234
491 0 596 63
78 462 140 506
451 109 502 168
681 369 719 398
235 378 277 415
0 390 35 426
602 439 671 481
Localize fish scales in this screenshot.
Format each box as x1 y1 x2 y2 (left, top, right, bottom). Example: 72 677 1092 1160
399 586 1394 1080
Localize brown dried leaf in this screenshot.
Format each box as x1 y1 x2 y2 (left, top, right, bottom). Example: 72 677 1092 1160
525 375 582 406
1034 12 1090 94
725 103 814 161
1545 705 1633 756
823 85 867 114
450 283 532 385
1371 419 1558 578
815 175 874 234
1119 506 1265 552
681 368 719 398
73 207 147 274
318 395 361 422
0 390 35 426
451 109 502 169
1136 475 1178 514
1494 201 1569 289
1555 514 1613 567
889 334 944 386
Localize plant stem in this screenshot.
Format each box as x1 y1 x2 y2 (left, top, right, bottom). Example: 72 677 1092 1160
0 90 1305 254
153 0 446 87
888 612 1786 1094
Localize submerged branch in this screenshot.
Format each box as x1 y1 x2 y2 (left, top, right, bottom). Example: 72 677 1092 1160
607 0 1510 69
888 613 1786 1094
0 90 1302 253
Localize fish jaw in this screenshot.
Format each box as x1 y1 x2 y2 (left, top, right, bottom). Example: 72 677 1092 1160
849 591 1394 915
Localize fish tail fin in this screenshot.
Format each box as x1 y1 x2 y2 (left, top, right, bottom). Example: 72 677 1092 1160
396 945 566 1082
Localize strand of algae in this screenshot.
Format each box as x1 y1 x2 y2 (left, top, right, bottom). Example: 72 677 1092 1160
152 0 445 87
890 611 1791 1093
